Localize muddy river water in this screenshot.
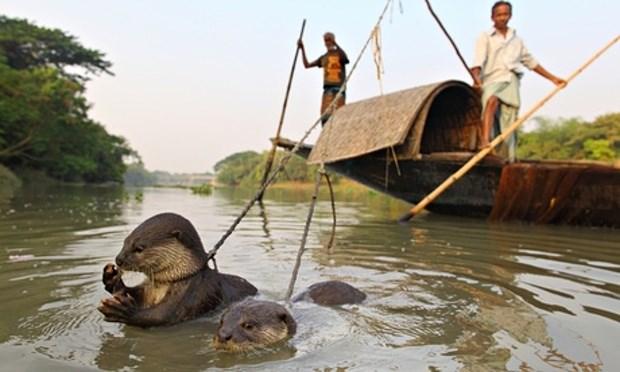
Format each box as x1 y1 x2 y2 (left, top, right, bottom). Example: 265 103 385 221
0 184 618 371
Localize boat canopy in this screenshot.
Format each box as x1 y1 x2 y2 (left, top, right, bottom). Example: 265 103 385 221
308 80 482 164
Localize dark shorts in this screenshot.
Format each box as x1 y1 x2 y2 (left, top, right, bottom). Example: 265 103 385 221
321 87 346 125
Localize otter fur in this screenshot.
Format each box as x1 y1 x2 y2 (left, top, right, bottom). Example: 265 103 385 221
213 299 296 352
98 212 257 327
292 280 366 306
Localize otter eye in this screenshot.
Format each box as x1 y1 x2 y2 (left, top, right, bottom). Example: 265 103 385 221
134 244 146 253
241 322 254 330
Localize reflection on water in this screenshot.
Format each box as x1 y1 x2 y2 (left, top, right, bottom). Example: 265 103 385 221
0 183 619 370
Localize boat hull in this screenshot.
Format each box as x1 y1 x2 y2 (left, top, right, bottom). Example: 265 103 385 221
326 155 501 217
278 139 620 228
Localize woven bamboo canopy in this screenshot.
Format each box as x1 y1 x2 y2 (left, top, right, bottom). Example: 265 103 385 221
308 80 481 164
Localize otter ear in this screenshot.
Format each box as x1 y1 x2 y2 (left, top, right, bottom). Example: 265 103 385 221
170 229 182 240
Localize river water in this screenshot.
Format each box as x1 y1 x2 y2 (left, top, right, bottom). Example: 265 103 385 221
0 183 618 371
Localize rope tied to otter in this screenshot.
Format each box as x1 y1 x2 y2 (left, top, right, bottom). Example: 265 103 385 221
207 0 396 266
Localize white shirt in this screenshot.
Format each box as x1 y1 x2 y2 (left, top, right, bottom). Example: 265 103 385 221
472 28 539 86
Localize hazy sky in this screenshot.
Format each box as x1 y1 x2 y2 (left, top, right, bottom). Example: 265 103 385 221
3 1 619 173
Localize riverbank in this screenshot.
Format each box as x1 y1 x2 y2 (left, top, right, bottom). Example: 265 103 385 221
233 179 383 200
249 179 413 219
0 165 21 200
0 166 127 204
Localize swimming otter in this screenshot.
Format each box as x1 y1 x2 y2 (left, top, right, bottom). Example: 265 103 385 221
98 212 257 327
213 299 296 352
292 280 366 305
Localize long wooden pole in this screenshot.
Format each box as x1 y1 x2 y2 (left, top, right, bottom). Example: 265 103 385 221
323 172 337 251
425 0 476 82
258 19 307 200
285 169 322 301
399 35 619 222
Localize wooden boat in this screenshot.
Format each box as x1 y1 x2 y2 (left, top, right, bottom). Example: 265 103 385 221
276 80 620 228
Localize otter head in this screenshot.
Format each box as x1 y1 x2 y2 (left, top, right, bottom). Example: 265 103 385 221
213 299 296 352
115 213 208 282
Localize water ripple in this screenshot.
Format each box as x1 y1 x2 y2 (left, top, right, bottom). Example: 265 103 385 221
0 186 618 370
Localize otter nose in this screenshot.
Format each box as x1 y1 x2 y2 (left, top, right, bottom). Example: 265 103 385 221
217 330 232 342
115 254 125 267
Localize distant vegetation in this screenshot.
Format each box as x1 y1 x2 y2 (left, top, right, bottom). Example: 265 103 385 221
214 150 339 187
123 163 157 186
190 184 212 196
0 15 134 183
518 113 619 163
123 162 213 188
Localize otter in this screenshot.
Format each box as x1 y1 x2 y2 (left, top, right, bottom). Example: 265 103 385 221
213 299 296 352
292 280 366 306
213 281 366 352
98 212 257 327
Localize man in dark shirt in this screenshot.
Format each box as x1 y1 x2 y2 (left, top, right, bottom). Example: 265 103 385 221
298 32 349 125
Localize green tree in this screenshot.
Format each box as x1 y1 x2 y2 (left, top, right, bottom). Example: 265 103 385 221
0 15 111 79
124 162 157 186
215 150 339 186
215 151 261 185
214 151 260 172
0 15 133 183
518 113 619 162
583 139 615 161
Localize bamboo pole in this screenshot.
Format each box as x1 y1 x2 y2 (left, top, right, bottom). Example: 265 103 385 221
424 0 476 82
399 35 619 222
258 19 306 200
285 169 322 301
323 172 337 251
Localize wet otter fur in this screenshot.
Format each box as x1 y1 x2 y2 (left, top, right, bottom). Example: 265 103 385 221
292 280 366 306
213 299 296 352
98 212 257 327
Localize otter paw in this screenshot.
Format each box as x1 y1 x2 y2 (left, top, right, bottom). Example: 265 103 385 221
102 263 122 293
97 293 137 323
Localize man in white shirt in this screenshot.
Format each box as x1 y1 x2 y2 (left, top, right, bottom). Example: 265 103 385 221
471 1 565 161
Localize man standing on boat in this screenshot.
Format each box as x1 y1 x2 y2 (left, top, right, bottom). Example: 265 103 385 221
471 1 566 161
298 32 350 125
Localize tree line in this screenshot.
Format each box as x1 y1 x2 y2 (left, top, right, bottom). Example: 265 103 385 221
214 150 338 187
517 113 619 163
0 15 134 183
214 113 619 186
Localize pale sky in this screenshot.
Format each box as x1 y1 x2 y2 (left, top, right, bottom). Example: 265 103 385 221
3 1 619 173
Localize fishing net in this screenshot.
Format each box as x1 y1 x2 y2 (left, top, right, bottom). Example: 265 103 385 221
489 163 620 227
